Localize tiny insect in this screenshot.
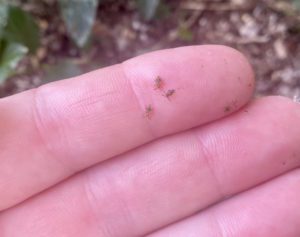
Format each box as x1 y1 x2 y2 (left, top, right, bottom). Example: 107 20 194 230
144 104 154 119
164 89 176 99
154 76 164 90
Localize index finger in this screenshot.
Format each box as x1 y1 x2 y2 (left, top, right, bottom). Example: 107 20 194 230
0 45 254 210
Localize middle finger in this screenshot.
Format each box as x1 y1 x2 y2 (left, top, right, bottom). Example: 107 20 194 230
1 96 300 237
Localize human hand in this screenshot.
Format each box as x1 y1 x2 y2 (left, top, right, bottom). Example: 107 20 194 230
0 46 299 236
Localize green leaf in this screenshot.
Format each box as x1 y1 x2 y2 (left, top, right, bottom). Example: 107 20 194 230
138 0 160 21
3 6 39 53
0 40 28 83
59 0 99 48
0 4 8 37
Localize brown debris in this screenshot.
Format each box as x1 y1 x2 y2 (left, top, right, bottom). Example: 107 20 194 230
224 106 231 113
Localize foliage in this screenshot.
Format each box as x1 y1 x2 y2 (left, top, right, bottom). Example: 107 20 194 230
59 0 100 48
138 0 161 20
0 5 8 36
0 5 39 84
0 41 28 83
3 6 39 53
0 0 164 84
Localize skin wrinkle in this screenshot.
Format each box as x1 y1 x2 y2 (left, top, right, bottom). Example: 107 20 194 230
194 129 227 201
81 173 113 237
140 134 198 235
81 131 214 237
120 62 158 140
32 87 76 175
140 130 226 236
83 165 136 237
66 90 119 121
212 209 231 237
209 211 228 237
215 169 300 236
147 99 298 236
198 126 241 199
147 208 226 237
148 169 300 237
63 74 137 124
32 65 153 172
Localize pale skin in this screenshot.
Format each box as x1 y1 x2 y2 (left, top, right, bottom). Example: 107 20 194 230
0 45 300 236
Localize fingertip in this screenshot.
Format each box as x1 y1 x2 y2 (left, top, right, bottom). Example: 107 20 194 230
123 45 255 133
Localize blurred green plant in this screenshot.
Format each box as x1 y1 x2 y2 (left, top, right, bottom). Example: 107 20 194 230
0 41 28 83
138 0 161 20
0 0 102 84
0 0 165 84
59 0 162 46
59 0 100 48
0 4 39 84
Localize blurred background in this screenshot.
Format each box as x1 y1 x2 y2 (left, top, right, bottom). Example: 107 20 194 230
0 0 299 99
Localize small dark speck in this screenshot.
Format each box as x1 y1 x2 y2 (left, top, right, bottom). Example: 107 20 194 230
224 106 231 113
282 161 287 166
248 83 253 88
244 109 249 113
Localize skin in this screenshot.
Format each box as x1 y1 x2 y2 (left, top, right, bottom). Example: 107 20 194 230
0 45 299 236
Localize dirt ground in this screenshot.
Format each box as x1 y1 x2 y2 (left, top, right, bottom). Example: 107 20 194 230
0 0 300 100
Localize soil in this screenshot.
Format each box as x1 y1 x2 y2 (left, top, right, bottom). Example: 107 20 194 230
0 0 300 100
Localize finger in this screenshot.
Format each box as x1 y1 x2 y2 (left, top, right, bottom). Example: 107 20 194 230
0 45 254 210
1 97 300 237
148 169 300 237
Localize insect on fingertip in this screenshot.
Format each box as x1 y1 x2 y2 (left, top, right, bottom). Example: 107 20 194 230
164 89 176 100
144 105 154 119
154 76 164 90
